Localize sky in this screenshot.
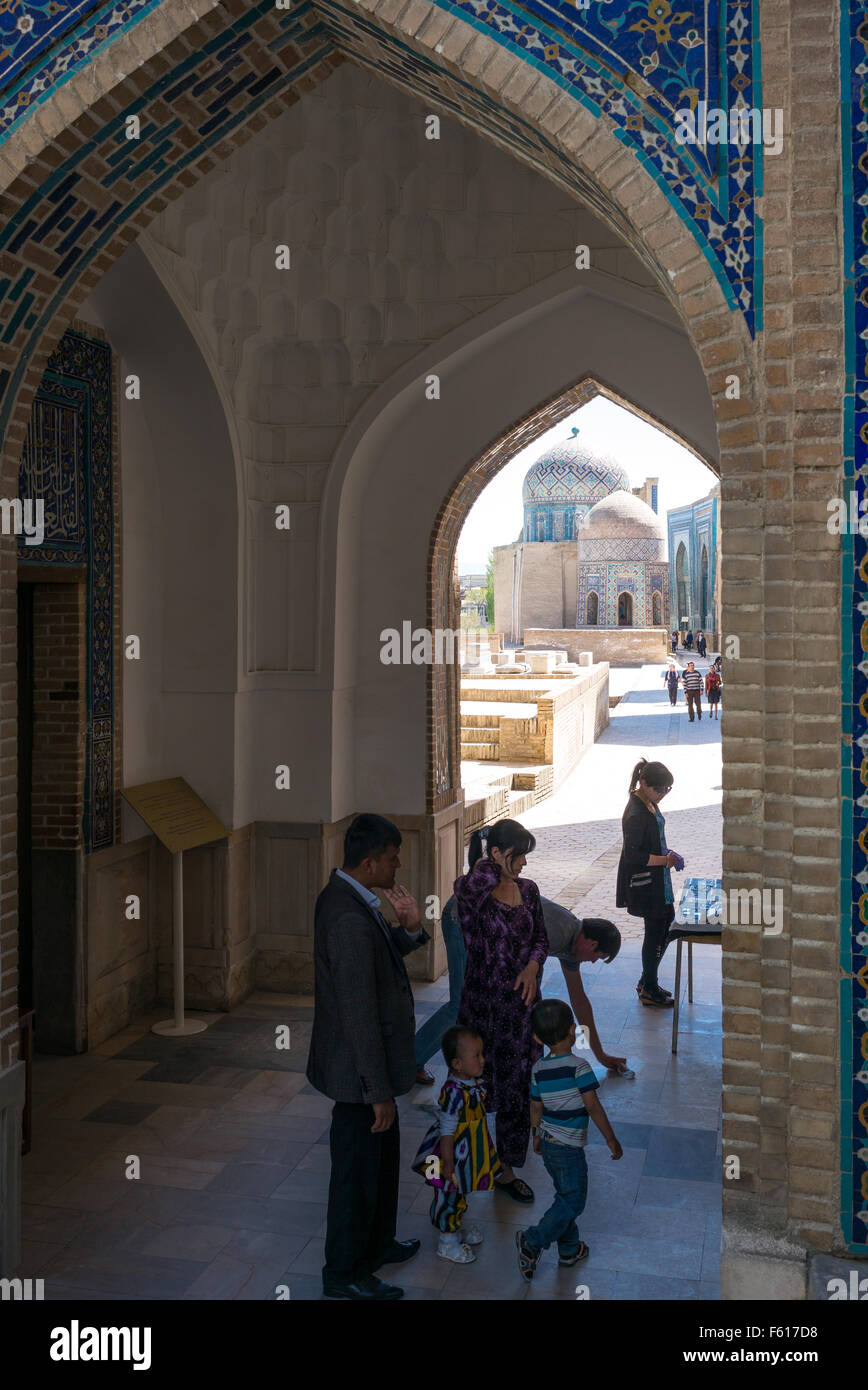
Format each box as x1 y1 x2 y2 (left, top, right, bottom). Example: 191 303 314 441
456 396 718 576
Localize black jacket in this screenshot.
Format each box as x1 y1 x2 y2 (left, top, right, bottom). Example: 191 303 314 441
616 792 667 918
306 871 429 1105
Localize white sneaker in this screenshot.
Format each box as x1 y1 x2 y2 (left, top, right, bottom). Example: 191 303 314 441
462 1223 484 1245
437 1234 476 1263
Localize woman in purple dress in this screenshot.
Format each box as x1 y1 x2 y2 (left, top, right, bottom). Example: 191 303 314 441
454 819 548 1203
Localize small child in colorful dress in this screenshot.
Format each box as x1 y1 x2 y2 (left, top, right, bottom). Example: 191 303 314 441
516 999 622 1280
411 1025 501 1264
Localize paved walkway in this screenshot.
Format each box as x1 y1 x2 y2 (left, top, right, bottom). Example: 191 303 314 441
15 661 722 1301
523 658 722 937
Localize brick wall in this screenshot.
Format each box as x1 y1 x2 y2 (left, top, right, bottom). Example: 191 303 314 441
525 626 669 666
29 583 86 852
716 0 846 1290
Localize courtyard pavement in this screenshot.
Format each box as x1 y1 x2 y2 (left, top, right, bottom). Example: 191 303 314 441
15 659 722 1301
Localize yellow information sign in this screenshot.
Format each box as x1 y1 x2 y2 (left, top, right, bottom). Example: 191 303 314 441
122 777 228 854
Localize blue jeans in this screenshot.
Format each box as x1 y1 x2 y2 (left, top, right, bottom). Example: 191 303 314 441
414 900 466 1067
523 1138 588 1257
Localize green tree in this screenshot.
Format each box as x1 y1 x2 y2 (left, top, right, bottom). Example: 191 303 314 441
484 550 494 628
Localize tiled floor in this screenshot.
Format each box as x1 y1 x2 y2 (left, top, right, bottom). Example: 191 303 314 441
15 662 722 1300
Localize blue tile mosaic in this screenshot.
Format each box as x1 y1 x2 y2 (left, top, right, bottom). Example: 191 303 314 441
0 1 760 334
841 0 868 1252
18 328 115 854
0 0 166 141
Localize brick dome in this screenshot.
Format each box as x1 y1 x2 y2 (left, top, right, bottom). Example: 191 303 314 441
578 489 665 561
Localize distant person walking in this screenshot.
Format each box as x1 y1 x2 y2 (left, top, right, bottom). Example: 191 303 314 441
705 664 722 719
662 661 680 706
671 630 679 655
696 629 707 658
684 629 694 651
681 661 703 721
616 759 685 1008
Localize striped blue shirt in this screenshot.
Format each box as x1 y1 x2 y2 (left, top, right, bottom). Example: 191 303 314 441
530 1052 599 1147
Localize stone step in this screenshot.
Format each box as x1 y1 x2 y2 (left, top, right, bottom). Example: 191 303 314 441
459 725 500 742
461 683 555 703
461 699 539 718
461 740 501 760
511 765 555 803
464 786 510 838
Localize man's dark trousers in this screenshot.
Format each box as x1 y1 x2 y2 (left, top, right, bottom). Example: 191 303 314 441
324 1101 400 1283
686 691 702 721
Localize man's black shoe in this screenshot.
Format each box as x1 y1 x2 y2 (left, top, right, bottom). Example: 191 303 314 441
322 1274 404 1300
371 1238 421 1270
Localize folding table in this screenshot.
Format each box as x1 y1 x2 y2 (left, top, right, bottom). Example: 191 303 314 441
667 877 723 1054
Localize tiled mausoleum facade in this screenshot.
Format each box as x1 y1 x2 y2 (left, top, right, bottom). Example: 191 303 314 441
494 435 669 638
668 490 720 640
0 0 864 1300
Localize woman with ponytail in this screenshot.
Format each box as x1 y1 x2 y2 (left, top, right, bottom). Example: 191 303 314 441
616 758 685 1007
454 818 548 1202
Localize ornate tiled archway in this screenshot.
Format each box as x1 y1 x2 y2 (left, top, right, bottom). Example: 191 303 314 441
0 0 760 457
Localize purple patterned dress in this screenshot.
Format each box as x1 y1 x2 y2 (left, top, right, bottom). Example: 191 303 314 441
454 859 549 1167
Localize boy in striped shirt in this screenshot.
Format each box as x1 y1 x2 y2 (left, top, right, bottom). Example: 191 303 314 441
516 999 622 1279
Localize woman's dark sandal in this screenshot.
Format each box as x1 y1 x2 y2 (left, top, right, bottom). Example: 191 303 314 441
414 1066 435 1085
558 1242 590 1267
639 986 674 1008
496 1176 535 1203
636 979 671 998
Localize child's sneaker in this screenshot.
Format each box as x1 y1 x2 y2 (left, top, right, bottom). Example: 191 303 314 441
558 1241 590 1267
437 1233 476 1263
515 1230 540 1282
462 1223 484 1245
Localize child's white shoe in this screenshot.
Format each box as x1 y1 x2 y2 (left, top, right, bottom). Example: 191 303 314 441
462 1223 484 1245
437 1233 476 1263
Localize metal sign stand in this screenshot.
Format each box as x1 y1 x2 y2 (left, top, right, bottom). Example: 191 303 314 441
152 850 208 1036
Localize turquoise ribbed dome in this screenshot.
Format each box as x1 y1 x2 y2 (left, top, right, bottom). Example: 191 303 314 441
522 440 629 507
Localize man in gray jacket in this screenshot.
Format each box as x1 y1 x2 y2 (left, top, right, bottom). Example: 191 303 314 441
307 813 429 1300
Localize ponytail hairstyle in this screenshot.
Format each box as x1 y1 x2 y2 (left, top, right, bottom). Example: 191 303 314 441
628 757 673 797
468 817 536 872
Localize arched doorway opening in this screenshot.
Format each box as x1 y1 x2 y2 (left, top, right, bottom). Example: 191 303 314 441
617 591 633 627
586 592 599 626
652 590 663 627
675 543 689 631
422 376 723 1295
700 545 709 630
